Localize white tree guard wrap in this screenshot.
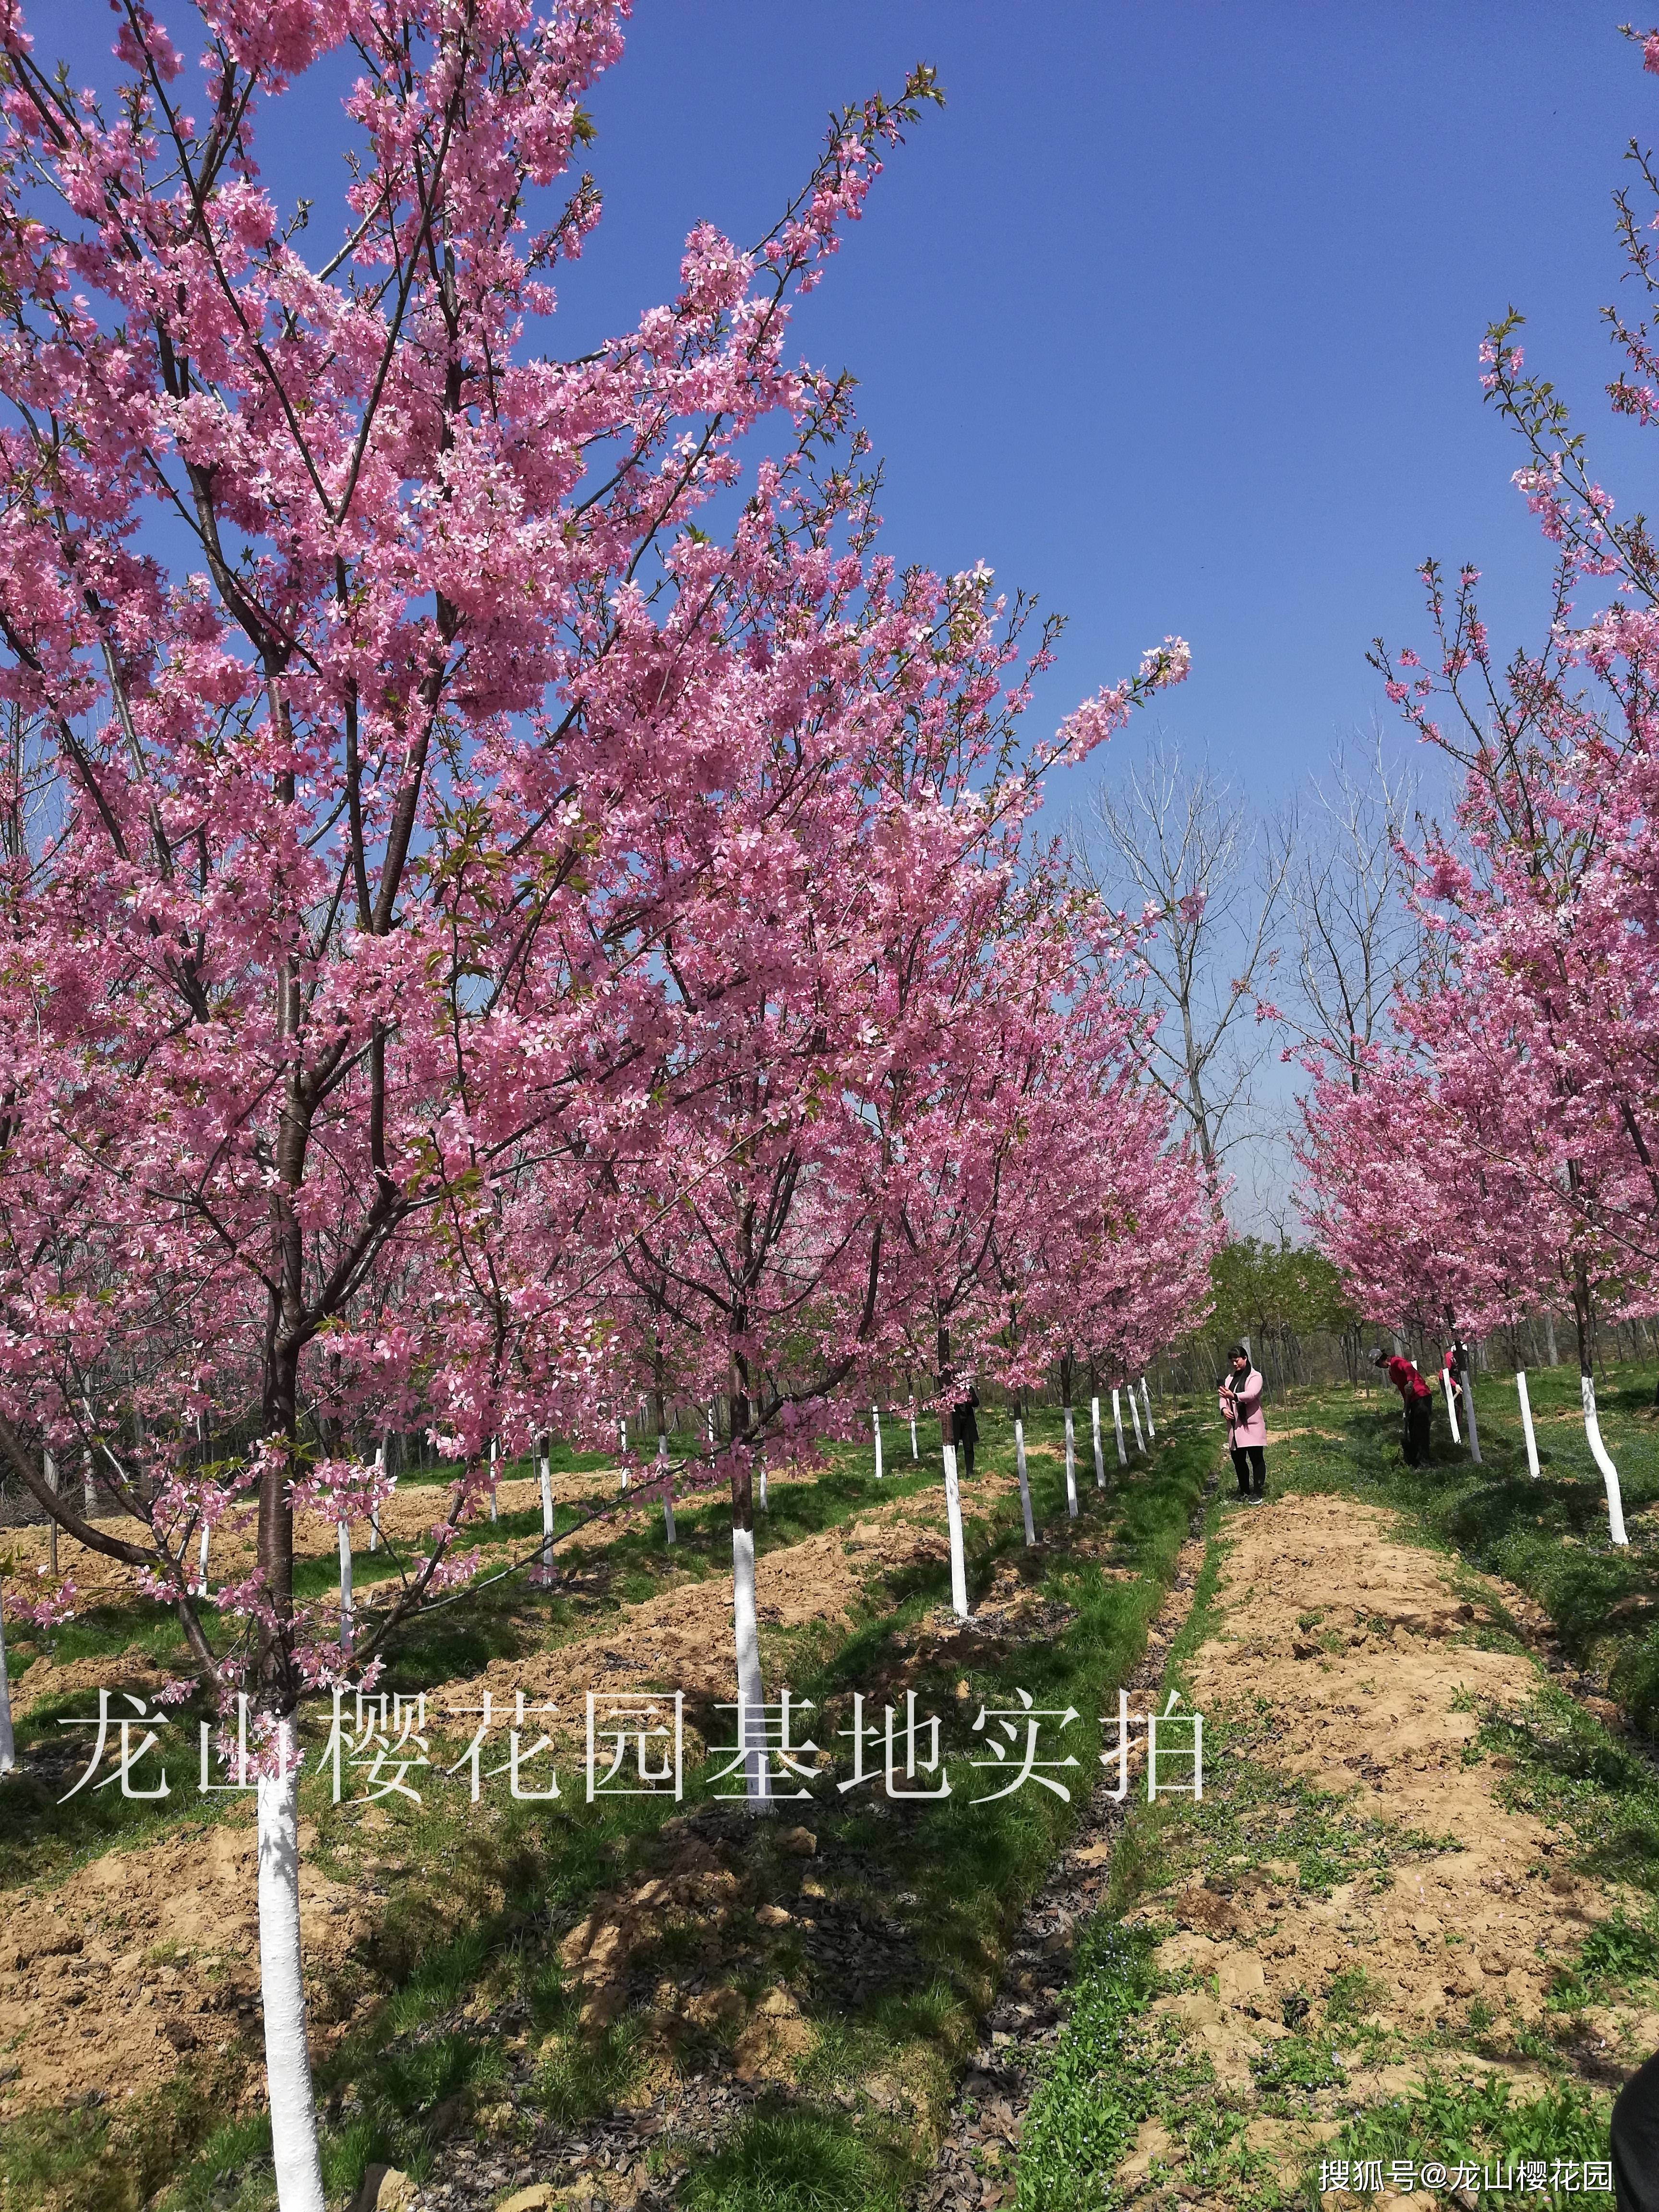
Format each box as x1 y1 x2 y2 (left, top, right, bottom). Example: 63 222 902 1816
0 1587 14 1776
337 1521 352 1658
1442 1370 1461 1444
1111 1389 1128 1467
1516 1372 1541 1479
1128 1388 1145 1454
942 1443 969 1618
731 1525 772 1801
1140 1376 1155 1439
1581 1373 1629 1547
258 1721 326 2212
1063 1406 1079 1519
872 1406 884 1481
539 1444 556 1578
1091 1396 1106 1488
1014 1419 1036 1546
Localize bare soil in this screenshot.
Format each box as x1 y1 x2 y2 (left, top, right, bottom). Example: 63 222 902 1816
1115 1491 1655 2196
0 1467 984 2128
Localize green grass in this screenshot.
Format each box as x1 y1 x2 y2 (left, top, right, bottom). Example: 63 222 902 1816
1006 1380 1647 2212
1261 1362 1659 1733
680 2103 905 2212
1323 2071 1612 2207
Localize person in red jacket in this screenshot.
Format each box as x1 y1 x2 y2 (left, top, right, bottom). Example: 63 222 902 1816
1372 1348 1434 1465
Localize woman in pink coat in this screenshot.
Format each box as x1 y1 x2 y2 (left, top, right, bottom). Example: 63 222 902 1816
1218 1346 1267 1499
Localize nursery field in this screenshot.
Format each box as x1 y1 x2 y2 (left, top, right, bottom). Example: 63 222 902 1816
4 1370 1659 2212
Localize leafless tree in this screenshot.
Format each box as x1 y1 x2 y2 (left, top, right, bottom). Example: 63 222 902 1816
1073 732 1290 1187
1270 733 1419 1091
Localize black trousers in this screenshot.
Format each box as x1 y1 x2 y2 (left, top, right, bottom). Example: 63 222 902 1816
1230 1444 1265 1494
1402 1393 1433 1466
1614 2046 1659 2212
959 1437 975 1480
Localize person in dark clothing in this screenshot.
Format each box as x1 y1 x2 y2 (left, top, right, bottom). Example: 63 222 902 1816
951 1387 981 1480
1612 2045 1659 2212
1373 1349 1434 1464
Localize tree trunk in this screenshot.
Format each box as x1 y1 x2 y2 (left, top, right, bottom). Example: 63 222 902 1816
1461 1354 1482 1465
0 1584 14 1775
337 1521 352 1657
1013 1407 1036 1546
539 1440 557 1576
1128 1385 1145 1455
727 1357 770 1803
1516 1371 1541 1479
1574 1274 1628 1546
258 1718 325 2212
1091 1395 1106 1489
871 1405 884 1481
657 1433 675 1547
1140 1376 1155 1440
1545 1310 1559 1367
938 1324 969 1618
1112 1387 1128 1466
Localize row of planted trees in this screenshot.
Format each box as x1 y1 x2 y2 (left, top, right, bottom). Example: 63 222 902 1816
1299 27 1659 1549
0 7 1215 2206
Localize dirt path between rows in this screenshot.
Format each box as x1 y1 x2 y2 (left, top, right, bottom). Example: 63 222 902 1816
1106 1491 1658 2201
0 1467 986 2127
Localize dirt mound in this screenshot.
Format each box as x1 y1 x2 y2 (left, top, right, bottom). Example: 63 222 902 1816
0 1812 375 2119
0 1471 974 2127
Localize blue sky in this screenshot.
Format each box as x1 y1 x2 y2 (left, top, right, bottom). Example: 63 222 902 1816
543 0 1657 817
43 0 1657 809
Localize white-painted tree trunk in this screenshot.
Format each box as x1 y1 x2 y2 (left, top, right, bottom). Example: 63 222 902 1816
1442 1370 1461 1444
872 1406 884 1481
942 1442 969 1618
1140 1376 1155 1439
368 1438 384 1553
707 1407 716 1448
1062 1406 1079 1518
1461 1360 1482 1465
0 1585 15 1776
1128 1388 1145 1455
45 1446 57 1575
1111 1390 1128 1468
258 1721 326 2212
538 1441 556 1578
1091 1396 1106 1488
1516 1371 1541 1479
1014 1419 1036 1546
658 1435 675 1546
489 1436 499 1522
756 1454 769 1512
909 1405 919 1460
730 1525 771 1803
195 1418 208 1584
1581 1373 1629 1546
620 1418 628 1456
83 1446 94 1515
337 1521 352 1657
